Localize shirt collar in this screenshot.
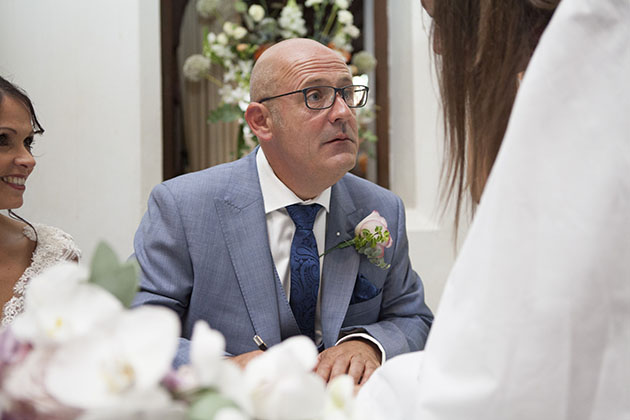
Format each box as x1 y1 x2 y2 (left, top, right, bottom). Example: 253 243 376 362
256 148 331 215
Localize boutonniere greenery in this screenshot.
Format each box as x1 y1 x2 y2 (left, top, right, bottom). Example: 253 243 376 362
321 210 393 269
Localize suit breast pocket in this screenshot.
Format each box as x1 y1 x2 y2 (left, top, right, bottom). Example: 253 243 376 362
341 290 383 328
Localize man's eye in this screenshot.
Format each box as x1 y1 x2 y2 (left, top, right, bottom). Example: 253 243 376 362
307 90 322 102
0 133 8 146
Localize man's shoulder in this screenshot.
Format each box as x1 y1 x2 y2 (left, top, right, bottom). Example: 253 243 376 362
160 153 255 196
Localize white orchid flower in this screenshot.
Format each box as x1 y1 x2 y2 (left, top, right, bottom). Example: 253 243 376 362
190 320 227 386
2 346 82 419
189 321 250 412
215 406 251 420
44 306 180 412
323 375 355 419
244 336 326 420
11 262 123 346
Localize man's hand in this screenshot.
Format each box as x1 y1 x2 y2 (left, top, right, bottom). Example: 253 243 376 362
314 339 381 386
230 349 263 369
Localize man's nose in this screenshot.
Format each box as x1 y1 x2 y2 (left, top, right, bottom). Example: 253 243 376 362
327 91 354 123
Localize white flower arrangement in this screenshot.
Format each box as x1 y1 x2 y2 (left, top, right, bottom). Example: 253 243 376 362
0 243 371 420
184 0 378 157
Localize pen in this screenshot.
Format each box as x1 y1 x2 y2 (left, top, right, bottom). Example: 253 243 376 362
253 335 268 351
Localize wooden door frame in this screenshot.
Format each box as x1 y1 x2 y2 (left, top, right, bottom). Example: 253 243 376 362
373 0 389 189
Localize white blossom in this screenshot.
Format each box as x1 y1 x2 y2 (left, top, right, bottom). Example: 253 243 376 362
215 407 251 420
233 26 248 40
217 32 229 45
344 24 360 39
305 0 324 6
248 4 265 22
337 10 353 25
211 42 234 60
223 21 236 37
45 306 180 411
244 336 326 420
183 54 211 82
332 33 352 52
223 65 238 83
352 51 377 74
279 2 307 38
189 321 250 412
335 0 350 10
2 347 81 418
323 375 355 419
219 84 250 105
10 263 123 346
238 59 254 77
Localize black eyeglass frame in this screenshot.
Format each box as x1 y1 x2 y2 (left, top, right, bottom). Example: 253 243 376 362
257 84 369 110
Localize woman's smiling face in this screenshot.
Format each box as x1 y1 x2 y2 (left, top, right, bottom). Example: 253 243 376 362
0 95 36 210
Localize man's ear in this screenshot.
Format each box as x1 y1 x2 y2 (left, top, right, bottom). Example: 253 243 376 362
245 102 273 142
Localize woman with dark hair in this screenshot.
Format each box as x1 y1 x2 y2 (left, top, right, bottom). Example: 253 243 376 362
357 0 629 418
0 75 80 326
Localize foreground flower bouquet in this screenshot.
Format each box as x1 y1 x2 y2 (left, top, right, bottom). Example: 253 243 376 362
0 243 369 420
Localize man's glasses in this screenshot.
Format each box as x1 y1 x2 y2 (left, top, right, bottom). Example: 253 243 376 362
258 85 369 110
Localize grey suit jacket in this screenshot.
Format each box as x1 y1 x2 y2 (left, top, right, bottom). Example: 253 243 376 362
133 150 433 365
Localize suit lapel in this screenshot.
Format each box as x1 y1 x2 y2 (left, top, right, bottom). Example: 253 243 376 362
214 151 299 347
321 178 364 348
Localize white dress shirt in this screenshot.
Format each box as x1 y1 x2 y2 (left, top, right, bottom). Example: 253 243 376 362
256 149 385 361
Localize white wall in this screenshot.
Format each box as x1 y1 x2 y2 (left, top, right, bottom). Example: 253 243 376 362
388 1 458 311
0 0 162 262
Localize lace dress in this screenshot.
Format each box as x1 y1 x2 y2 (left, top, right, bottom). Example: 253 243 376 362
1 224 81 327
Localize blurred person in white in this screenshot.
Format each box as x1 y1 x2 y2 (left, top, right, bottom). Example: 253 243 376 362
358 0 630 418
0 76 80 327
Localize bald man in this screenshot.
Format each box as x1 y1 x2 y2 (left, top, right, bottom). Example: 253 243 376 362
133 39 433 386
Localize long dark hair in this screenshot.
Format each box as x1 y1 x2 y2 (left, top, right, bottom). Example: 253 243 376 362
1 75 45 241
430 0 559 231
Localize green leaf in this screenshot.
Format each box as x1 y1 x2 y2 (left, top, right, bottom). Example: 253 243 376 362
188 390 237 420
208 104 243 123
88 242 140 308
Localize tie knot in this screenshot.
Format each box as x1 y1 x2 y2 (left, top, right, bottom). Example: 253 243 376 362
286 204 321 230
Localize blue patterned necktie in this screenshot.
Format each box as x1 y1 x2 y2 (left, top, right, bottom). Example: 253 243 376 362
286 203 322 341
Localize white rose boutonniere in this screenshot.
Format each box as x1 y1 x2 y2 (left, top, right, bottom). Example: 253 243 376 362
322 210 393 269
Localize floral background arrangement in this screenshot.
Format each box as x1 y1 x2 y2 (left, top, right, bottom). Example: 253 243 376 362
183 0 378 165
0 243 371 420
